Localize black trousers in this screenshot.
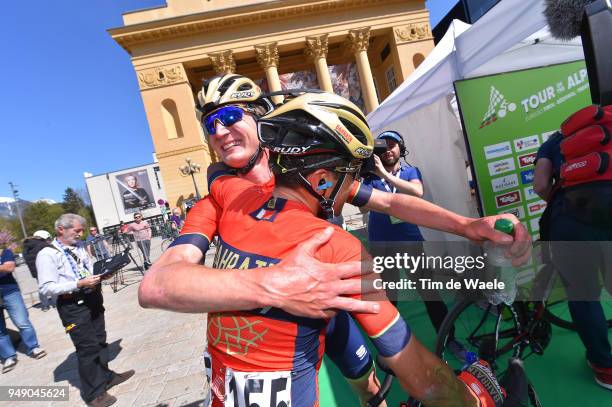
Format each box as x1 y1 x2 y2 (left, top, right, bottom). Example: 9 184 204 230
57 288 113 402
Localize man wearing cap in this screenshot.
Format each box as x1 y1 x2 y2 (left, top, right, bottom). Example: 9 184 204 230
23 230 54 311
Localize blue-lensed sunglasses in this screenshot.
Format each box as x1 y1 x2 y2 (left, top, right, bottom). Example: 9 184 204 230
202 106 245 136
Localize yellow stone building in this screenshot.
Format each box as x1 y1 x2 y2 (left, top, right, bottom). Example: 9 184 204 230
109 0 434 208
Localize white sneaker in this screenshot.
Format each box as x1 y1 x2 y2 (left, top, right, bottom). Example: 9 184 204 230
2 357 17 373
30 348 47 359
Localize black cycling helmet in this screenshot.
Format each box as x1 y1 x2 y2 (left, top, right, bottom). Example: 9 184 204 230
258 91 374 219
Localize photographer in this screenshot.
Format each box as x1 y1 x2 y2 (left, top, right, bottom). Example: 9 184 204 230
361 131 465 360
86 227 111 262
37 214 134 407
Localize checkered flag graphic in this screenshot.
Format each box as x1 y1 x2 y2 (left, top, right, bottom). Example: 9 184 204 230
480 86 507 128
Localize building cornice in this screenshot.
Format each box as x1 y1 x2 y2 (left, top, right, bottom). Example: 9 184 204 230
156 145 208 159
108 0 409 54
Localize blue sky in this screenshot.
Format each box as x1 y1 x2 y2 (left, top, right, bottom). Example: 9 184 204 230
0 0 456 202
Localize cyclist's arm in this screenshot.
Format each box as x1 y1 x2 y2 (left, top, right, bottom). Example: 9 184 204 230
139 227 379 316
353 184 531 265
323 235 478 406
384 339 478 407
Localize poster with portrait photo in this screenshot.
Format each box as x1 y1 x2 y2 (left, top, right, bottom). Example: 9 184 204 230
115 170 155 215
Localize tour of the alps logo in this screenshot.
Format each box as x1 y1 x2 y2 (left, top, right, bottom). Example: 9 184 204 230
480 86 517 129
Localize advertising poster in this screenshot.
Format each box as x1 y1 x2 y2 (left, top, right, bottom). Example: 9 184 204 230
455 60 591 238
114 169 156 215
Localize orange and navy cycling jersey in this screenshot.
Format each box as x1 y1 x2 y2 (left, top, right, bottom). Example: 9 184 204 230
175 168 373 257
185 169 410 407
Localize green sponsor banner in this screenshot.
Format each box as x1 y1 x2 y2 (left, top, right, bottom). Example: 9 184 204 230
455 60 591 237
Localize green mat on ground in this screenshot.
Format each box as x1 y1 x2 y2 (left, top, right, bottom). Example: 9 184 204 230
318 300 612 406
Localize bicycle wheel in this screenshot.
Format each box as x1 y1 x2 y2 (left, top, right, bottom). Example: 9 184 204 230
543 299 612 331
435 297 521 372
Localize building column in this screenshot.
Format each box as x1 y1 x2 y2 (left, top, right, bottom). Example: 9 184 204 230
346 27 378 113
209 50 236 75
391 22 434 83
305 34 333 93
255 42 283 105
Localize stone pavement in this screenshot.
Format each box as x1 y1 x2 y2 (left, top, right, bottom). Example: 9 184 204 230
0 237 216 407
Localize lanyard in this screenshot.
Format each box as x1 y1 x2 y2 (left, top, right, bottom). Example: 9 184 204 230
381 167 402 194
54 239 89 280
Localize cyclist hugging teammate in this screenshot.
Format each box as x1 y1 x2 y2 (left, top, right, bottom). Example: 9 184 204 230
140 74 532 406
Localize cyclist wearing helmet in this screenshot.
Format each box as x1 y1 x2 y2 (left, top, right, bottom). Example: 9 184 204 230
140 75 528 404
198 91 506 406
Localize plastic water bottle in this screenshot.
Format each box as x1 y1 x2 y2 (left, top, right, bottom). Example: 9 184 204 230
483 219 514 266
484 219 517 305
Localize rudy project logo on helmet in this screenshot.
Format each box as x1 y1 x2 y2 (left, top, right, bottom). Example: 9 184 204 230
231 90 255 99
480 86 517 129
270 146 311 154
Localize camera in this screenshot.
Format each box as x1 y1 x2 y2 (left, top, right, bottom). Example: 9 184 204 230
360 139 388 176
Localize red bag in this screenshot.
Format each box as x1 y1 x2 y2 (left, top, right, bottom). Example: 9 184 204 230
561 105 612 136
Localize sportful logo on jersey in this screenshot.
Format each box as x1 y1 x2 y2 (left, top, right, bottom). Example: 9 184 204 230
501 206 525 219
491 174 519 192
479 86 517 129
484 141 512 160
487 157 515 176
495 191 521 208
514 135 540 152
518 152 537 168
355 345 368 360
520 169 535 184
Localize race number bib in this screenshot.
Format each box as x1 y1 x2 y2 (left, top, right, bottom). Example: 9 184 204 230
205 352 292 407
224 368 292 407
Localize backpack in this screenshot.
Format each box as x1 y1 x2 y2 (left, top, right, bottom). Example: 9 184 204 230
559 105 612 225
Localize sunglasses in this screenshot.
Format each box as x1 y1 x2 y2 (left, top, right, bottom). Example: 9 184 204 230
134 216 142 219
202 106 245 136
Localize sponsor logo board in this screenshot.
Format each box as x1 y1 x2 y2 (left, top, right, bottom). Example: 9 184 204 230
518 152 537 168
524 186 537 201
484 141 512 160
501 206 526 219
491 174 519 192
520 169 535 184
514 135 540 152
527 200 547 216
529 218 540 233
495 190 521 208
487 158 516 176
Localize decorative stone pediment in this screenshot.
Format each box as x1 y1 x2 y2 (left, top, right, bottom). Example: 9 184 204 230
394 22 432 44
137 64 187 90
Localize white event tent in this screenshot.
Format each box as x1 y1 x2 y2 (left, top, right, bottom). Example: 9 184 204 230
366 0 585 241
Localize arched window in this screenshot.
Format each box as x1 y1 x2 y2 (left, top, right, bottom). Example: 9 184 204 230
413 53 425 69
161 99 184 140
